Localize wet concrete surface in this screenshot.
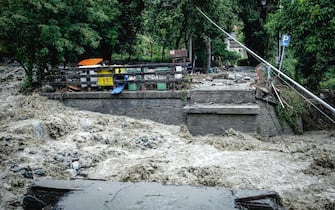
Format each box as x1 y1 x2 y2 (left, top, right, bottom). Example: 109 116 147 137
23 180 285 210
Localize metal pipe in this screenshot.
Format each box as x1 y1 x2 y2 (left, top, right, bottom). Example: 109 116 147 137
272 82 285 108
196 6 335 115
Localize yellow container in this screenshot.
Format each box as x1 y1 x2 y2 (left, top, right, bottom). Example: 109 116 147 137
115 68 125 74
98 70 113 86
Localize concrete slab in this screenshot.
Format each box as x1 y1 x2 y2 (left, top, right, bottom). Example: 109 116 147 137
190 89 256 104
42 90 188 99
23 180 285 210
184 103 260 115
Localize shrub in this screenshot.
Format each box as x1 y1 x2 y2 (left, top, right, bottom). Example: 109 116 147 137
276 88 306 133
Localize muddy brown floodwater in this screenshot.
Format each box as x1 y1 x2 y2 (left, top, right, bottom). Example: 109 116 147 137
0 65 334 210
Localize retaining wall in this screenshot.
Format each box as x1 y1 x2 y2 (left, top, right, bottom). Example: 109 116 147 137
43 91 188 125
42 91 282 136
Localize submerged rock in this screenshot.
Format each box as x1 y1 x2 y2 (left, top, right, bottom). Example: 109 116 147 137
21 169 33 179
42 85 55 93
9 164 23 173
34 169 46 176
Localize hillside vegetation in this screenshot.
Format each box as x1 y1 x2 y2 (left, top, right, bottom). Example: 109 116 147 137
0 0 333 91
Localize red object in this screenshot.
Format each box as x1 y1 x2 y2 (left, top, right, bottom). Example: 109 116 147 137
169 50 187 58
78 58 103 66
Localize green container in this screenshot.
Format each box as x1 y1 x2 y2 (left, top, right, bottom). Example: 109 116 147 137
126 68 141 74
155 67 169 91
126 68 141 91
128 83 138 91
155 67 170 72
157 82 167 90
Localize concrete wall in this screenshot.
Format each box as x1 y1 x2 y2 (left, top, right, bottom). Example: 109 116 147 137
183 103 260 135
256 100 294 136
65 98 186 125
42 91 283 136
190 88 256 104
186 114 258 135
43 91 188 125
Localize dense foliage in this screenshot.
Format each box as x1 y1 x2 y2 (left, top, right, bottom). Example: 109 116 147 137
0 0 333 91
0 0 119 88
137 0 239 66
276 88 306 134
0 0 239 87
266 0 335 91
237 0 268 65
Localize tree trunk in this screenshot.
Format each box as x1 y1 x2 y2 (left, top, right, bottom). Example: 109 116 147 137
161 45 165 62
127 44 132 61
22 62 34 89
205 36 211 73
188 35 192 63
150 43 153 62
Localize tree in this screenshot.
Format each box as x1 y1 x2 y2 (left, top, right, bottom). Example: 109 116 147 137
192 0 240 69
0 0 119 88
142 0 239 68
237 0 269 65
116 0 145 60
266 0 335 91
143 0 189 61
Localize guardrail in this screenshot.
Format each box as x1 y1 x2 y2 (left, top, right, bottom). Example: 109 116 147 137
44 63 190 91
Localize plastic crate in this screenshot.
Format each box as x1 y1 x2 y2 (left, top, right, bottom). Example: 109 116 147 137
157 82 167 90
128 83 138 91
155 67 169 90
115 68 125 74
126 68 141 91
97 70 113 86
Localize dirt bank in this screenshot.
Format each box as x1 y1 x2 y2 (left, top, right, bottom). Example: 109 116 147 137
0 65 334 210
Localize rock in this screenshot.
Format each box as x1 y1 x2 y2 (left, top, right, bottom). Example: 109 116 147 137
35 122 47 139
79 157 96 169
227 74 235 80
34 169 46 176
66 169 77 177
54 153 66 162
133 136 165 149
21 169 34 179
9 164 23 173
224 128 239 137
235 73 242 79
71 151 80 161
6 74 14 80
259 86 270 94
72 161 80 170
42 85 55 93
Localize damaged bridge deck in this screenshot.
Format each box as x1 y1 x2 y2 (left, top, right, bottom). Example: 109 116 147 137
23 180 285 210
42 68 283 136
